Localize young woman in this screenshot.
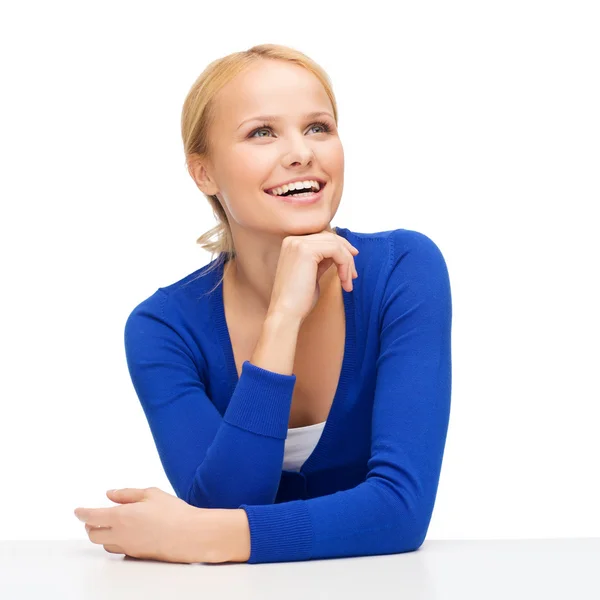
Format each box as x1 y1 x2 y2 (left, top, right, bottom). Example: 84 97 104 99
75 43 452 565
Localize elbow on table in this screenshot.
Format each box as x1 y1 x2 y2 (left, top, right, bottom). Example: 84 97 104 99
397 522 429 554
409 526 428 552
387 527 427 556
401 508 434 552
378 489 431 552
365 512 429 556
386 508 431 554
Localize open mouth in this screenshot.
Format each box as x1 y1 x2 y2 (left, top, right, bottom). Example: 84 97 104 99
264 181 327 198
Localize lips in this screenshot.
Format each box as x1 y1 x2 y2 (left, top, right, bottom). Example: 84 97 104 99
264 182 326 198
264 178 326 195
267 182 326 205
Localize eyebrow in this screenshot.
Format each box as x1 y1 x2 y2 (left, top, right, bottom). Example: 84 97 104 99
236 111 334 130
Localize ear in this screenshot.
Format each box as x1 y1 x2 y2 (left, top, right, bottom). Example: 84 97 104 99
188 153 219 196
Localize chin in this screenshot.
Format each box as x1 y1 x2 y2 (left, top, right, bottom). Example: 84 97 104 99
284 219 332 235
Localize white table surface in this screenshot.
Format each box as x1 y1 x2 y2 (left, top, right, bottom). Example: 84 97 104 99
1 538 598 599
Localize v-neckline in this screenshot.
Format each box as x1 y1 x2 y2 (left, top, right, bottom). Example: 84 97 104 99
210 227 358 473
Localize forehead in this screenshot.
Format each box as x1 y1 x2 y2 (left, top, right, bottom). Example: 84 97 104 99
214 60 331 127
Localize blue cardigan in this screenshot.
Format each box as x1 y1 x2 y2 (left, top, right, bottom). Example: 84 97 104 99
124 226 452 564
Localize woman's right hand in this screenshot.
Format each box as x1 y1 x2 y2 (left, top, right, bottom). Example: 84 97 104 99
267 229 359 325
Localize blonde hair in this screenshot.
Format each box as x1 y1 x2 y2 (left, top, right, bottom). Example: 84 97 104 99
181 43 339 293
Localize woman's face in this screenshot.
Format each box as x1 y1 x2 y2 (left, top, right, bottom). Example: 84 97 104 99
200 60 345 238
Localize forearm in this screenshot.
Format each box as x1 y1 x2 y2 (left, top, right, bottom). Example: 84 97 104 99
250 311 302 375
186 317 300 562
185 314 301 510
191 508 251 564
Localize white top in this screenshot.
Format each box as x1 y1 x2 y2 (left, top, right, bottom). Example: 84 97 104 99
282 421 326 472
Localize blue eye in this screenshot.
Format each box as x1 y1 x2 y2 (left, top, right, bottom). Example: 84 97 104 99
249 120 332 138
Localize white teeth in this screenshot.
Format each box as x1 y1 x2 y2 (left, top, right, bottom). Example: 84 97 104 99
267 179 321 196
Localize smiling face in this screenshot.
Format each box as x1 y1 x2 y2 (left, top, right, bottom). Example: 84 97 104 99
197 59 345 238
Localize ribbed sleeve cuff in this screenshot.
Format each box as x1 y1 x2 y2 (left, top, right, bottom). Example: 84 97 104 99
223 360 297 440
238 500 313 564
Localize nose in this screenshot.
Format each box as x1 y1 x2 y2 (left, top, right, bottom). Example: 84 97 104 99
283 134 315 166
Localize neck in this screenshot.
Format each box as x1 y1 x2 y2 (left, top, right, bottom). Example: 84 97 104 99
223 225 339 316
224 253 339 320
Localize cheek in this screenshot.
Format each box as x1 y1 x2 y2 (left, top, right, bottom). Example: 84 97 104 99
319 140 344 174
230 146 273 179
221 182 276 229
333 142 345 170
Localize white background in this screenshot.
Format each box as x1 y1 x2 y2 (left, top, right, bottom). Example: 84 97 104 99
1 0 598 541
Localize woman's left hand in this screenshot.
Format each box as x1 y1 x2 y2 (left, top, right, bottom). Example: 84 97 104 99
74 487 207 563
